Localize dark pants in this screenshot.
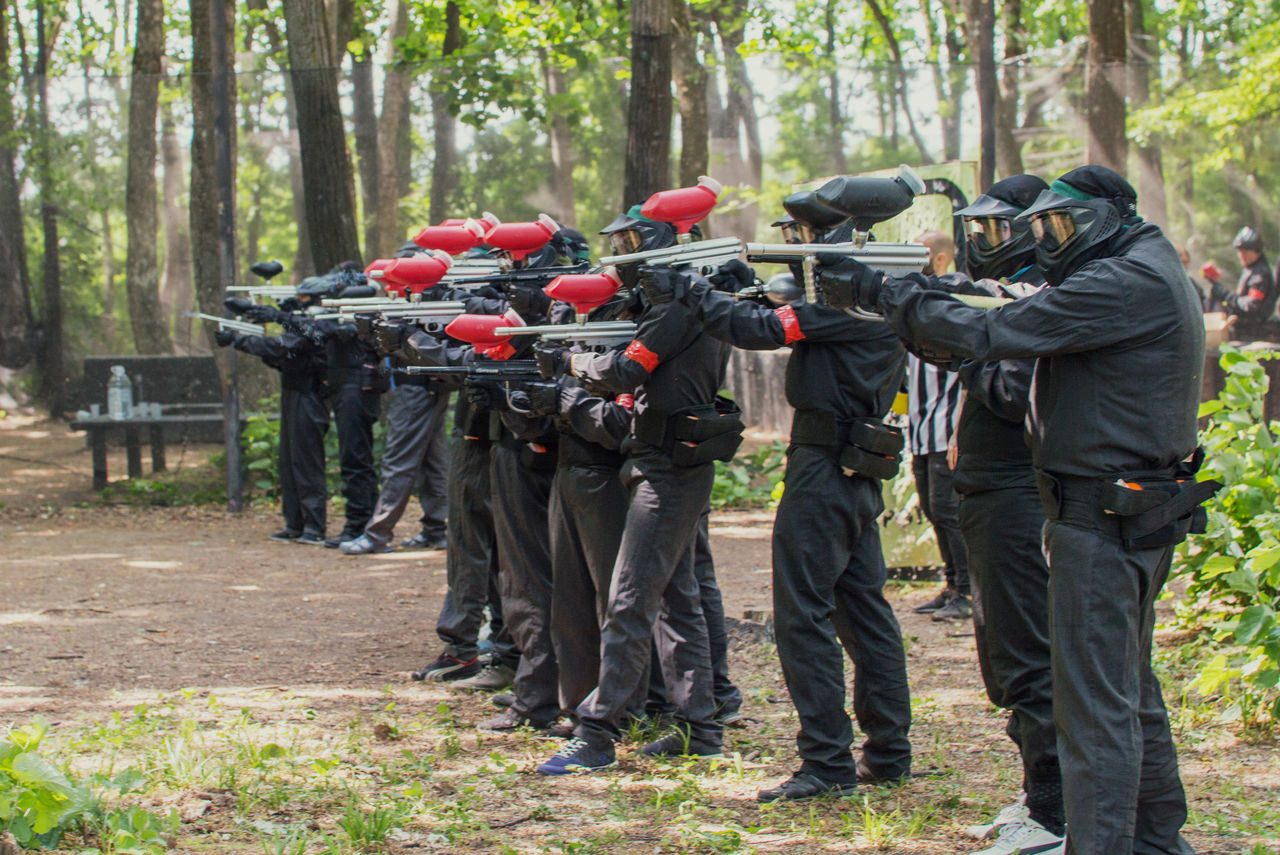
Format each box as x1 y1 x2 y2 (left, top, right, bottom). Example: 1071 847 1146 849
1044 479 1193 855
363 382 450 546
490 443 559 726
912 451 970 595
959 486 1061 829
279 387 329 536
648 509 743 719
334 383 381 535
575 450 721 748
436 437 513 665
548 462 629 716
774 446 911 783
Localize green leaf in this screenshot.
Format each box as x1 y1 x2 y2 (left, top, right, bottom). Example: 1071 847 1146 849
1235 605 1275 645
10 752 75 797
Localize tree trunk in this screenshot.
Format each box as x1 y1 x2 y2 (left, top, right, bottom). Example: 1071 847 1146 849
36 2 65 411
1126 0 1165 227
0 0 33 368
994 0 1025 178
190 0 226 333
351 51 379 255
958 0 996 187
716 0 761 238
160 95 195 352
283 0 362 271
1086 0 1128 174
623 0 673 206
671 1 709 186
824 0 848 173
542 54 577 225
125 0 171 353
428 2 463 224
373 0 410 257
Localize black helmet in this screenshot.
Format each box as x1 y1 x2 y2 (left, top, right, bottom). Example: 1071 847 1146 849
1233 226 1263 253
599 205 676 258
958 174 1048 281
1016 167 1133 286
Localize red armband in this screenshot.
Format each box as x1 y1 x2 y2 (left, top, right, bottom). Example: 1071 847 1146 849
623 340 660 372
1248 288 1266 302
615 394 634 411
774 305 805 344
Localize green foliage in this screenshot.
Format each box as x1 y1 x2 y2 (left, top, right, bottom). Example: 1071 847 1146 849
711 441 787 509
242 406 283 498
0 717 169 852
1173 347 1280 725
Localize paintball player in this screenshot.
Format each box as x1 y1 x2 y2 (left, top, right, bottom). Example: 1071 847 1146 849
233 267 386 548
827 165 1212 855
1201 226 1276 339
216 293 330 544
535 201 741 775
946 175 1066 855
644 193 913 801
905 231 971 621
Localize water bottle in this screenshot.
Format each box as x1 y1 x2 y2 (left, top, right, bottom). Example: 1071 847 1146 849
107 365 133 420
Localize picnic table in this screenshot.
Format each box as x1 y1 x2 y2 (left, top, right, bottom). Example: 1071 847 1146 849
69 406 226 490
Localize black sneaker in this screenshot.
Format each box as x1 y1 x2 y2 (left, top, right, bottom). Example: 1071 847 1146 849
912 585 957 614
295 531 325 546
269 529 301 542
641 730 724 759
478 709 556 733
324 531 361 549
856 757 911 787
401 533 448 550
757 772 858 803
932 595 973 621
411 653 480 682
536 737 616 775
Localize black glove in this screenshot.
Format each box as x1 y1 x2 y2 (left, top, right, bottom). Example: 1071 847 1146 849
373 320 408 357
354 313 378 342
522 380 563 416
465 378 509 412
213 328 235 347
223 297 256 315
638 266 682 305
816 257 884 312
506 284 552 319
243 304 281 325
1210 280 1231 304
534 342 571 379
708 258 756 293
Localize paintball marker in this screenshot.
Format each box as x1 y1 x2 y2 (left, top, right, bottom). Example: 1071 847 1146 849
492 270 635 348
400 360 542 381
183 311 266 337
600 235 743 274
444 261 592 292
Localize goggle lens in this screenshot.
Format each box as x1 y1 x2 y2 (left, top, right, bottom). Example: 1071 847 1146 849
609 230 644 255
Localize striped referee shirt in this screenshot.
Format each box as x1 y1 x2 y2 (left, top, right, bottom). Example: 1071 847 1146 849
907 354 962 455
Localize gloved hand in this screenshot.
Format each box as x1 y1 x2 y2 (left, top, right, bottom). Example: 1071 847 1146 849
816 257 884 312
534 342 571 379
213 328 235 347
708 258 756 293
465 378 509 412
638 266 682 305
354 312 377 341
1210 279 1231 304
373 320 408 357
506 284 552 319
223 297 256 315
522 380 563 416
243 304 281 324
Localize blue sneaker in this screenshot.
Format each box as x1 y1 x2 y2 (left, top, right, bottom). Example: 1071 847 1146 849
536 737 616 776
340 534 392 555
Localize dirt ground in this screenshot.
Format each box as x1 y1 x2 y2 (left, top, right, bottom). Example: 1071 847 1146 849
0 413 1276 853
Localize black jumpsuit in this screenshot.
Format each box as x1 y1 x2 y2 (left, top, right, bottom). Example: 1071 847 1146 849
878 222 1202 855
225 330 329 537
1221 255 1276 340
570 297 730 749
679 284 913 784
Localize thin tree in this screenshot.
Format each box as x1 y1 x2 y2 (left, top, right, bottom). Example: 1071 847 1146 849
1086 0 1128 173
428 2 463 224
623 0 673 205
35 0 65 411
1126 0 1165 226
125 0 173 353
0 0 34 368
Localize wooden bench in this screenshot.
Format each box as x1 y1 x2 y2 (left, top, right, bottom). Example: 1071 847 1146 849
69 411 227 490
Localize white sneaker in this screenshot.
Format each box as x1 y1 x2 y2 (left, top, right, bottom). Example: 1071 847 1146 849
972 817 1065 855
965 795 1030 840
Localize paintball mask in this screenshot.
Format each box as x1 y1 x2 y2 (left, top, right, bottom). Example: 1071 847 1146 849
1017 191 1122 286
958 193 1038 282
599 206 677 290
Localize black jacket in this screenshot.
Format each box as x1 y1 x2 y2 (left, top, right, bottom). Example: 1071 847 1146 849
878 222 1204 479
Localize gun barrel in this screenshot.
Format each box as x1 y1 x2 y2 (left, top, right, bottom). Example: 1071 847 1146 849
183 312 266 336
493 322 636 339
745 241 930 278
600 236 742 268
